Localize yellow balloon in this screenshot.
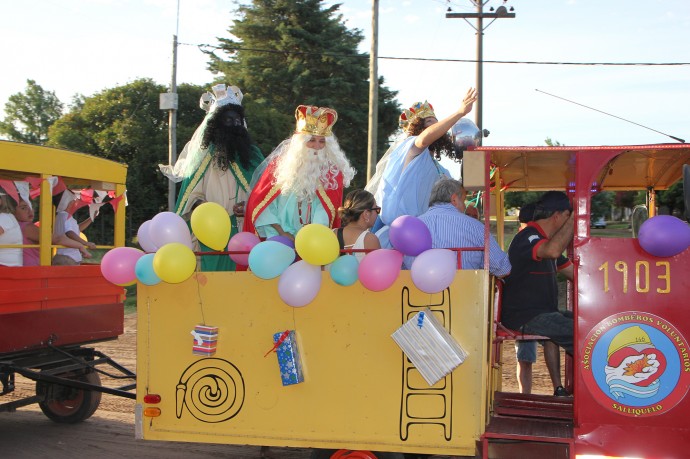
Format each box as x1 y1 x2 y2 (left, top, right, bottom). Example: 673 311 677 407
152 242 197 284
295 223 340 265
190 202 231 250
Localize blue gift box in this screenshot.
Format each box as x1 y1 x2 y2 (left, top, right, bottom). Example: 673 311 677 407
273 330 304 386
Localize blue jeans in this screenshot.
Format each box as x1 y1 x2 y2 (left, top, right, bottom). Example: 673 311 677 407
515 341 538 363
522 310 573 355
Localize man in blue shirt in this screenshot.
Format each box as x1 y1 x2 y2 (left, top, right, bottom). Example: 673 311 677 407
404 178 511 277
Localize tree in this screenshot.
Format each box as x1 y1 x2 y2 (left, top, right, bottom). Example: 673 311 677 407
47 79 207 240
0 79 63 144
657 180 684 216
209 0 400 188
590 191 614 219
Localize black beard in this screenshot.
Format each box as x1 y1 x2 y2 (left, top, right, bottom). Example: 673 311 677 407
429 133 460 162
209 125 253 171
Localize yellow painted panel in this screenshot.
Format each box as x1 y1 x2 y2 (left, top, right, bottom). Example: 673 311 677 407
137 270 489 456
0 141 127 184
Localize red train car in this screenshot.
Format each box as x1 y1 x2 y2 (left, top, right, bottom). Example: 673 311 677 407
0 141 134 423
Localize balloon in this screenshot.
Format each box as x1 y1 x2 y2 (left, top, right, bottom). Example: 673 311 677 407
134 253 161 286
278 260 322 307
227 231 261 266
357 249 403 292
411 248 457 293
638 215 690 257
329 254 359 286
152 242 197 284
268 235 295 249
137 220 158 253
190 202 231 250
248 240 296 279
295 224 340 265
149 211 193 250
100 247 145 286
389 215 432 256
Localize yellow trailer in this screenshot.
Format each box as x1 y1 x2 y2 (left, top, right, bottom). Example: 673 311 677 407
135 269 491 457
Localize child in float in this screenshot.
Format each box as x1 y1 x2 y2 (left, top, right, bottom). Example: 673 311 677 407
52 190 96 264
14 197 92 266
0 193 23 267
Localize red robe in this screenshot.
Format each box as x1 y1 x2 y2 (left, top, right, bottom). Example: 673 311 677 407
243 159 344 235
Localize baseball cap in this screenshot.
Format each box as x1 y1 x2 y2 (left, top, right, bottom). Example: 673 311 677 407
537 191 572 212
518 202 536 223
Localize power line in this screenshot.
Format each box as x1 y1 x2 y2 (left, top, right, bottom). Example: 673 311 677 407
179 42 690 66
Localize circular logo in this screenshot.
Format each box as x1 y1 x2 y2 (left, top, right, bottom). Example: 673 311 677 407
580 312 690 417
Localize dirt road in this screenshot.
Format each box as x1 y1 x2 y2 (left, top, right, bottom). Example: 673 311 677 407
1 314 555 458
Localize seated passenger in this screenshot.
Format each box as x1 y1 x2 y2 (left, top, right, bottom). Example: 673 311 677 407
501 191 575 363
14 198 91 266
0 193 23 267
52 191 96 264
511 202 570 396
403 178 511 277
333 190 381 262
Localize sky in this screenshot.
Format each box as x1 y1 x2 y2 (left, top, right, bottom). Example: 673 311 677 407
1 0 689 151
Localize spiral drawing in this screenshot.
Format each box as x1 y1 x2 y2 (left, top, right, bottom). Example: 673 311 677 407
175 358 245 423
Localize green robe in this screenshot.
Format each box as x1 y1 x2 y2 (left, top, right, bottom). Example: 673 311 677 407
175 144 263 271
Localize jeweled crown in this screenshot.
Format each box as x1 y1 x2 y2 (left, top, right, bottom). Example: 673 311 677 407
399 101 436 130
199 83 243 113
294 105 338 137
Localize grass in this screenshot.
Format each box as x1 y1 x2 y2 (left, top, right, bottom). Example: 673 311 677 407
124 284 137 315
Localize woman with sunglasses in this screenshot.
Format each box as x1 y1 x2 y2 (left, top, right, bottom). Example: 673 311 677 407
334 190 381 261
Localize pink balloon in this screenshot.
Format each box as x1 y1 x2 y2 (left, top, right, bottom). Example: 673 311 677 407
358 249 403 292
638 215 690 257
411 249 457 293
389 215 432 256
227 231 261 265
149 211 193 250
101 247 145 285
137 220 158 253
278 260 322 307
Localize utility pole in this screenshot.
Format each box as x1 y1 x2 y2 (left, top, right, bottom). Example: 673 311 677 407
160 1 181 211
446 1 515 145
366 0 379 182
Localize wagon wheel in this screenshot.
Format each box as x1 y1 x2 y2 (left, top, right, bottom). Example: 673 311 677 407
310 450 404 459
36 370 102 424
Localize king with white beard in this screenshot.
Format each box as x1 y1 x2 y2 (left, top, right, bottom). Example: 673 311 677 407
244 105 355 240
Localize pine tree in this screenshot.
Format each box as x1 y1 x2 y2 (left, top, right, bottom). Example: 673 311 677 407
209 0 400 187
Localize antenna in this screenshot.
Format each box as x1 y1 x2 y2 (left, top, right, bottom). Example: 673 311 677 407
535 89 685 143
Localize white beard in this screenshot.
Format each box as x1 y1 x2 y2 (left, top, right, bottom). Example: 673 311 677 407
274 137 354 202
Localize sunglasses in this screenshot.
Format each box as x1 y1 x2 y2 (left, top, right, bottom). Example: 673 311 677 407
369 206 381 214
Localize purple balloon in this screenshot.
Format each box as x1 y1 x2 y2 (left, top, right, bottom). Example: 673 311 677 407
149 211 193 250
389 215 432 256
137 220 158 253
278 260 322 307
411 249 457 293
268 235 296 249
638 215 690 258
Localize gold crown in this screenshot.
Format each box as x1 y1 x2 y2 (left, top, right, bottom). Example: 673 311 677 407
295 105 338 137
399 101 436 130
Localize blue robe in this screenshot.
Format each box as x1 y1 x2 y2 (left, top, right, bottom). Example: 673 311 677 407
374 136 450 247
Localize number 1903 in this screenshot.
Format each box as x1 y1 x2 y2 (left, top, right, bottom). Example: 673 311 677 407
598 261 670 294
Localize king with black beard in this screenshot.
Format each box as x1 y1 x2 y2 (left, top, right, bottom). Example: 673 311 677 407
159 84 264 271
363 88 477 249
